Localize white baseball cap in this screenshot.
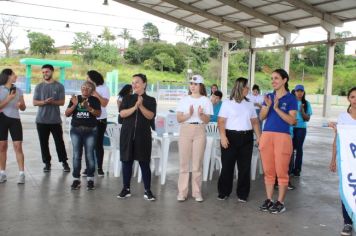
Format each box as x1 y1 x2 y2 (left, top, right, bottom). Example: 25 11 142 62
189 74 204 84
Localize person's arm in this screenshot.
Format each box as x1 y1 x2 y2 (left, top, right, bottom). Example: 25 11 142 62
177 104 194 123
65 96 77 117
251 117 261 144
17 95 26 111
260 95 272 121
218 117 229 149
273 96 297 125
92 90 109 107
330 129 337 172
301 103 311 121
117 99 122 112
33 97 56 106
138 103 154 120
120 96 138 119
49 99 65 106
0 91 16 109
197 105 210 124
87 106 101 117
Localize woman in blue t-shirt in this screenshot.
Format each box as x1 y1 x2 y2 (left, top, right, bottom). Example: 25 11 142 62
258 69 297 214
290 85 312 177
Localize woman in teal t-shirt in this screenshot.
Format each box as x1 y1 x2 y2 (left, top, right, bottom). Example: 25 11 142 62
290 85 312 177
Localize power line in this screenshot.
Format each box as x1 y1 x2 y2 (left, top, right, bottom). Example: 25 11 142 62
0 13 187 39
0 12 141 32
5 0 168 24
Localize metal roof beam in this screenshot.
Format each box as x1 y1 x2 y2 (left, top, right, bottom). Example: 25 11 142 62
113 0 235 42
159 0 262 37
284 0 343 26
216 0 298 33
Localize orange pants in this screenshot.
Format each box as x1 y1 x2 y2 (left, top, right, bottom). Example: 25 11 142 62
259 131 293 186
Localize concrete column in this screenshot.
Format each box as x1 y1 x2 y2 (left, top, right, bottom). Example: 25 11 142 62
248 37 256 87
281 32 291 73
220 42 229 98
322 23 336 117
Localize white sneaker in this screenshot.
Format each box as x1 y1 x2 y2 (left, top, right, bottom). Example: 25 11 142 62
195 197 204 202
18 174 25 184
177 196 186 202
0 174 7 183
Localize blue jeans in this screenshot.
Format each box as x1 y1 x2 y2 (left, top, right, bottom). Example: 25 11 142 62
290 128 307 175
70 126 97 178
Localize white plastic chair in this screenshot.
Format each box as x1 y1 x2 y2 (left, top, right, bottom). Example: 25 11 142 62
63 115 72 151
205 122 219 181
104 123 121 177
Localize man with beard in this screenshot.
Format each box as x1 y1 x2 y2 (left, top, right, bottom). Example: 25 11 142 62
33 64 70 172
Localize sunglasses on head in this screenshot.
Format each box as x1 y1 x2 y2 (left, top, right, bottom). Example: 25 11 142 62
81 86 92 90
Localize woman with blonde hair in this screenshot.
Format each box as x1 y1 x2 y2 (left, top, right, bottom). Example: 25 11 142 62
217 77 261 202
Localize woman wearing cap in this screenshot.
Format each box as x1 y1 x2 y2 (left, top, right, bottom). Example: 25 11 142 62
217 77 261 202
258 69 297 214
0 69 26 184
117 74 157 201
290 85 312 177
176 75 213 202
86 70 110 177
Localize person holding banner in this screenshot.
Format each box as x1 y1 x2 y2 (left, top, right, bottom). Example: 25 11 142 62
330 87 356 236
258 69 297 214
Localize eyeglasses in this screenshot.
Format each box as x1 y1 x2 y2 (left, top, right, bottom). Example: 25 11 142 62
81 86 93 90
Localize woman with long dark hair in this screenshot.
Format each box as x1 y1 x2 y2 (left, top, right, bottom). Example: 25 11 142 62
86 70 110 177
290 85 312 177
217 77 261 202
258 69 297 214
117 84 132 124
330 87 356 236
117 74 157 201
176 74 213 202
0 69 26 184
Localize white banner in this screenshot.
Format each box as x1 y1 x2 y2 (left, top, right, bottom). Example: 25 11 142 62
337 125 356 229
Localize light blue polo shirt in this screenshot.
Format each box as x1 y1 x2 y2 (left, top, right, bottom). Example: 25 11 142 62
295 100 312 128
263 92 298 134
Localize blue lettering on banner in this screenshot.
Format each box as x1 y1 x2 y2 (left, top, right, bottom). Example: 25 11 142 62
348 173 356 196
350 143 356 158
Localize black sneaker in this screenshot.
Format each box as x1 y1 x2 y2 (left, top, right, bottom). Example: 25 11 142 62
341 224 353 236
259 199 274 212
43 163 51 172
269 201 286 214
144 190 156 201
87 180 95 190
288 181 296 190
62 162 70 172
82 169 87 177
71 180 81 190
97 169 105 177
117 188 131 199
217 194 228 200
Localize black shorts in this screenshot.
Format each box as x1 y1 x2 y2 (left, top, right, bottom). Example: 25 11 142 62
0 113 23 141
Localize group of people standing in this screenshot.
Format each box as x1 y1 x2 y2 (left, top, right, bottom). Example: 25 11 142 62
2 64 353 233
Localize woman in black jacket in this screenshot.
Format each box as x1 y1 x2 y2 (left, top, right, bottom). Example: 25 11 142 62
117 73 157 201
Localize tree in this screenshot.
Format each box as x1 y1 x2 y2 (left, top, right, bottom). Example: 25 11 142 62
72 32 93 55
118 28 131 50
0 17 17 57
143 22 160 42
100 27 116 43
176 25 199 44
27 32 56 57
154 53 175 71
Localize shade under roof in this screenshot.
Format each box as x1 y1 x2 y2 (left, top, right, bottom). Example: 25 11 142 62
114 0 356 42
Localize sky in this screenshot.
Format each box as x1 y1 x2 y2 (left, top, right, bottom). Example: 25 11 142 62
0 0 355 54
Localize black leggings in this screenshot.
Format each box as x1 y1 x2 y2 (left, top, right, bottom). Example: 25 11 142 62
94 119 107 169
122 160 151 191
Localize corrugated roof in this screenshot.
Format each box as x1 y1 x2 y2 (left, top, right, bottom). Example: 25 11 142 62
113 0 356 42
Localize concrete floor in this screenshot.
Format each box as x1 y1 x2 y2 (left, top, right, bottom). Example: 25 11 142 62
0 97 347 236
